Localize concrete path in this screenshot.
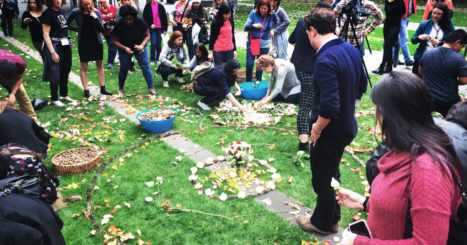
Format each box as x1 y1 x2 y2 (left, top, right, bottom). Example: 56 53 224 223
0 32 345 244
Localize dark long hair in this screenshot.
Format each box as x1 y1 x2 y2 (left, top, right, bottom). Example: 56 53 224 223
195 43 209 64
371 72 465 184
433 2 451 30
214 2 231 24
223 59 241 87
191 2 205 21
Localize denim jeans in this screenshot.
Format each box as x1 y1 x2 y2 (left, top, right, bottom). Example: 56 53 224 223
359 42 365 56
213 50 234 66
246 42 269 82
399 17 412 62
118 46 153 89
186 36 195 60
104 35 118 64
150 28 163 62
159 65 184 81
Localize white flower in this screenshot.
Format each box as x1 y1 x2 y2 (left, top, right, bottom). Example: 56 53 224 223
197 162 205 168
194 183 203 189
238 191 246 199
188 174 198 181
267 181 276 190
271 173 281 180
297 151 305 156
255 186 264 193
219 192 228 201
145 197 153 202
156 176 163 185
101 214 114 226
331 178 341 190
205 158 214 164
175 156 183 162
361 180 369 185
268 167 277 173
248 155 254 161
229 171 237 178
259 160 267 166
217 156 225 161
119 157 124 163
205 188 215 196
190 167 198 174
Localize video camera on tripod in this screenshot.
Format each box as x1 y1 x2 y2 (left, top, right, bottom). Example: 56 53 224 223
340 0 370 25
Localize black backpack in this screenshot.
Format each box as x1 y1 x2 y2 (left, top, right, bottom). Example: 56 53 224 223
404 158 467 244
0 175 40 199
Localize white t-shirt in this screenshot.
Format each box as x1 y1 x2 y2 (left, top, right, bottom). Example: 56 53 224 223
426 22 444 52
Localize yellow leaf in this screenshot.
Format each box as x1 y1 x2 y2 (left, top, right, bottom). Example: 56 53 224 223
288 176 293 183
112 164 118 170
268 143 276 151
113 185 119 189
272 131 276 135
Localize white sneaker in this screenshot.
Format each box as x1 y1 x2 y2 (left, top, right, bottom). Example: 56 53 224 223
174 76 184 84
150 61 155 66
60 96 76 102
163 81 169 87
51 100 65 107
198 100 211 110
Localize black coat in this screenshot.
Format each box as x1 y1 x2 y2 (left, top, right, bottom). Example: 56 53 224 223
0 194 66 245
143 2 168 32
0 109 51 153
288 18 316 74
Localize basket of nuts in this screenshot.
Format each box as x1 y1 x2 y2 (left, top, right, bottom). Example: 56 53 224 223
136 108 178 134
52 148 102 176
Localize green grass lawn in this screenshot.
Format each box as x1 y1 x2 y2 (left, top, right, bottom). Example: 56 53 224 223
3 19 384 244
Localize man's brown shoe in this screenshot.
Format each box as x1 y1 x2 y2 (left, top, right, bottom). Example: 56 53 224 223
296 215 330 235
331 223 339 233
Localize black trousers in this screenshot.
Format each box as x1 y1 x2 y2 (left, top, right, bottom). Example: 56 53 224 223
1 13 14 36
310 136 353 231
273 92 301 104
50 44 72 101
381 25 401 68
412 58 421 77
433 99 458 118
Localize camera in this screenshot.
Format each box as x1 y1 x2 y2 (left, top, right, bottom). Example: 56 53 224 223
341 0 370 17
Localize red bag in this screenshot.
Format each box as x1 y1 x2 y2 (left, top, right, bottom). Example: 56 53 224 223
250 16 266 56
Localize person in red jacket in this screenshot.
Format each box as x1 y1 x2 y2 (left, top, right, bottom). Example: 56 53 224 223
336 72 463 245
98 0 117 68
423 0 453 21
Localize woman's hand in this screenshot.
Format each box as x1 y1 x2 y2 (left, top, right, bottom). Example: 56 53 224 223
257 97 269 107
23 18 32 24
171 20 177 26
151 24 156 29
52 53 60 63
238 104 247 113
90 11 97 19
208 51 213 60
233 51 237 59
8 94 16 103
432 38 440 46
336 187 366 210
418 34 429 41
134 44 143 52
270 29 275 36
163 31 167 35
253 23 263 29
341 229 358 245
124 47 133 55
174 65 181 70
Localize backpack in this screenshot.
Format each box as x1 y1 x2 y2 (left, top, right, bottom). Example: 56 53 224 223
0 175 40 199
5 0 16 12
404 158 467 244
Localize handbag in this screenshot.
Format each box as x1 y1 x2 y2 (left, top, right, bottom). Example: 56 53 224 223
30 98 47 110
268 36 279 58
198 24 209 44
404 158 467 245
250 16 266 56
0 175 40 199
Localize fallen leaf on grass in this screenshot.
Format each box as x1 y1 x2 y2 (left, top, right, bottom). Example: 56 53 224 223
94 206 101 210
302 241 320 245
90 230 96 235
145 197 153 202
288 176 293 183
111 208 118 214
70 214 80 218
261 198 272 206
137 229 142 236
113 185 119 189
101 214 113 226
268 143 276 151
353 213 362 221
120 232 135 242
145 181 155 187
125 202 131 208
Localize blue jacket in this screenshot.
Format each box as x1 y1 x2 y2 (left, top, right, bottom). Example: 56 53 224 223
411 19 455 61
310 37 367 140
197 69 232 98
244 10 278 47
66 9 104 44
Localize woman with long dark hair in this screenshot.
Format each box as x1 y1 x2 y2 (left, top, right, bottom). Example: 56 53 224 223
143 0 168 66
186 43 209 68
337 72 464 244
194 59 246 112
209 2 236 66
21 0 45 61
371 0 406 75
67 0 113 98
411 2 455 76
183 0 207 61
208 0 225 21
243 0 278 82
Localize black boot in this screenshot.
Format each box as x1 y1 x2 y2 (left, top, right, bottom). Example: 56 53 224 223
298 141 310 153
383 66 393 73
100 86 113 95
372 65 384 75
84 90 92 98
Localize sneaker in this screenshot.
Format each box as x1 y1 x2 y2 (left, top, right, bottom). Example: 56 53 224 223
298 141 310 153
150 61 155 66
84 90 92 98
60 96 76 102
398 60 404 65
101 87 113 95
51 100 65 107
108 63 114 69
163 81 169 87
198 100 211 110
174 76 184 84
405 59 414 66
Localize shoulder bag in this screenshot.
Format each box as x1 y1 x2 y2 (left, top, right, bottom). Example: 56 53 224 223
250 15 266 56
0 175 40 199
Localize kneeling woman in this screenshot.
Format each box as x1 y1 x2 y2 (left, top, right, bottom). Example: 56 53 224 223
194 59 246 112
256 55 301 107
158 31 192 87
112 5 156 96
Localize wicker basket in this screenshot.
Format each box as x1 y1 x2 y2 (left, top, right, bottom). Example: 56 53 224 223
236 71 255 83
52 148 102 176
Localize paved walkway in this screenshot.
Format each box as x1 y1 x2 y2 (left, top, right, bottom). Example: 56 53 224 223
0 32 345 244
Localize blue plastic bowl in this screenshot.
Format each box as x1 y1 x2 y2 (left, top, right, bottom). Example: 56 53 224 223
239 79 269 100
136 108 178 134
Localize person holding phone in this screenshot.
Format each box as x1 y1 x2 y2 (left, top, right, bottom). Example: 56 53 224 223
67 0 113 98
21 0 45 61
336 72 463 245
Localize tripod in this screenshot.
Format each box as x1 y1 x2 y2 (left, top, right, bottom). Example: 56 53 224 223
338 14 373 88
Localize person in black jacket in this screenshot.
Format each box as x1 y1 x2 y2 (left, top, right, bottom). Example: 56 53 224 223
143 0 168 66
0 194 66 245
0 0 19 37
183 0 207 60
289 1 332 153
209 2 236 66
21 0 45 61
0 101 50 157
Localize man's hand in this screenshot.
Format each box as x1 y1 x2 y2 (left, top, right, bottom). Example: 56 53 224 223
8 94 15 103
362 29 368 37
310 123 321 146
163 31 167 35
336 29 341 36
208 51 213 60
238 104 247 113
432 38 440 46
90 11 97 19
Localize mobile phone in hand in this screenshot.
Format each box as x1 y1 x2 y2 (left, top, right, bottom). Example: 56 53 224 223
349 220 372 238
